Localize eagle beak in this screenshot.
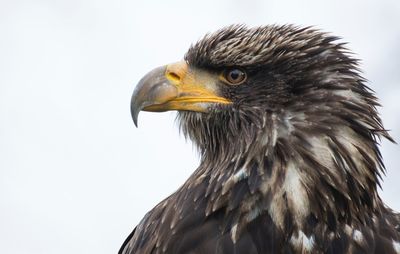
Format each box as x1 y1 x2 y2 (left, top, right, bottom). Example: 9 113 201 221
131 61 231 126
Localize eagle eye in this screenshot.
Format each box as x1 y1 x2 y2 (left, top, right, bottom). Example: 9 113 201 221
222 68 247 85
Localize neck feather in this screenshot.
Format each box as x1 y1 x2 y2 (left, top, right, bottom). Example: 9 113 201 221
178 104 390 240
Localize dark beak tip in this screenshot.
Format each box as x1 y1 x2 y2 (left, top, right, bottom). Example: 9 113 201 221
130 103 140 128
130 93 141 128
133 118 138 128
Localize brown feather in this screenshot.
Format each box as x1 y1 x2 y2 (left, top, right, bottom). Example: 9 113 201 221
120 24 399 254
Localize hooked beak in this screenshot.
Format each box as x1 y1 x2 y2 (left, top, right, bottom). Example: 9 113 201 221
131 61 231 126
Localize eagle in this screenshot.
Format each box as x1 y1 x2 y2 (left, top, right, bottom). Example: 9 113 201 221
120 25 400 254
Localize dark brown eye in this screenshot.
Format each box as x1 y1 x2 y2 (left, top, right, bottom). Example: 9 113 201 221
223 68 246 85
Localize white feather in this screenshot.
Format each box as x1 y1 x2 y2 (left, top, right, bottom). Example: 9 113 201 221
290 230 315 252
352 229 363 244
283 162 309 224
393 240 400 254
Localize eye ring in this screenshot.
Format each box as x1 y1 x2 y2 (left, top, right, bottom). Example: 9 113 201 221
222 68 247 85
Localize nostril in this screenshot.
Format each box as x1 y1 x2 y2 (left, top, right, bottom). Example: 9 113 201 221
166 71 181 82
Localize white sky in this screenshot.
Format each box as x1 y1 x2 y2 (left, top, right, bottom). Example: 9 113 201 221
0 0 399 253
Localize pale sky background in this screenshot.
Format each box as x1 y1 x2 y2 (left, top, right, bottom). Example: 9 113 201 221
0 0 399 253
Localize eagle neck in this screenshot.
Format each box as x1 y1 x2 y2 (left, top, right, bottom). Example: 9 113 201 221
187 109 386 240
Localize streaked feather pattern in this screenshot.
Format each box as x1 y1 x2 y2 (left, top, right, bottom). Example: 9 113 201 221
120 25 399 254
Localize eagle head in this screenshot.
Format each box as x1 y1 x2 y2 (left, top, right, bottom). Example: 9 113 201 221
131 25 390 158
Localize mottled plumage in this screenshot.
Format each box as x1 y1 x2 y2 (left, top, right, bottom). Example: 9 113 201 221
121 25 400 253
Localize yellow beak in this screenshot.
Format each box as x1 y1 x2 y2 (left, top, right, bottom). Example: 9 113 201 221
130 61 231 126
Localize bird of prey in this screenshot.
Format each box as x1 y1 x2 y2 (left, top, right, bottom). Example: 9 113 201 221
120 25 400 253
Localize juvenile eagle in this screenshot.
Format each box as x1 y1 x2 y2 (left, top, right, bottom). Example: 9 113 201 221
120 25 400 253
